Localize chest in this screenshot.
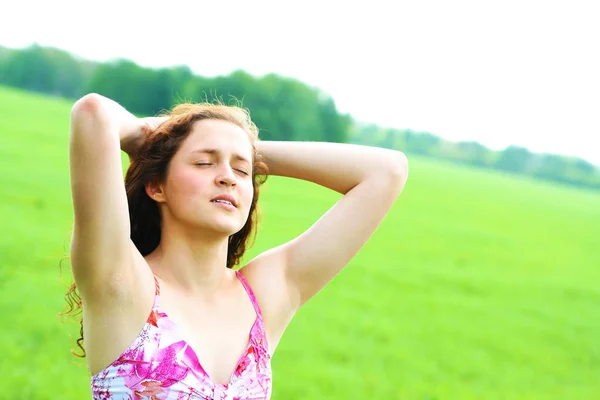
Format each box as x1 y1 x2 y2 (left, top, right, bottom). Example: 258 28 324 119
160 288 259 385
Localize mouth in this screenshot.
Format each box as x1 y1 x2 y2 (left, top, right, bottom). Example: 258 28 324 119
210 194 237 208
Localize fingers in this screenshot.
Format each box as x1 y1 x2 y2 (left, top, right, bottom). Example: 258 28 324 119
141 116 170 133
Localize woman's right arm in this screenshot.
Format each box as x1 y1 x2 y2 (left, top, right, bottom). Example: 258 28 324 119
69 93 144 298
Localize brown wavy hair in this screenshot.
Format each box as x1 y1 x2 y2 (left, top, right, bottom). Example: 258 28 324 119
61 102 268 357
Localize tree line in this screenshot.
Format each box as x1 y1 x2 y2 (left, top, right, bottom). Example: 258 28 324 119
0 44 598 190
350 124 600 190
0 44 349 144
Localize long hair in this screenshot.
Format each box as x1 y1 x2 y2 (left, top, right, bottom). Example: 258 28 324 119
62 102 268 357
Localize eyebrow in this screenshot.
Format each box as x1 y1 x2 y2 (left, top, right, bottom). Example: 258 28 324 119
190 148 251 164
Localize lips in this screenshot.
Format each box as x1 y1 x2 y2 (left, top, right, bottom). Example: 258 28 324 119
210 194 237 208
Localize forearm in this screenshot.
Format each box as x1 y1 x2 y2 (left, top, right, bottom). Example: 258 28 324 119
258 141 408 194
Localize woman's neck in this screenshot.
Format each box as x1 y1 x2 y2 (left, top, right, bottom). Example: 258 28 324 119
145 229 232 295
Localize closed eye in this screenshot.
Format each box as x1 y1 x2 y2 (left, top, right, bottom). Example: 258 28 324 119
195 162 248 176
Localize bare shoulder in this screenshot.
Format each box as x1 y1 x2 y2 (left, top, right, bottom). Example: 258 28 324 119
239 247 296 353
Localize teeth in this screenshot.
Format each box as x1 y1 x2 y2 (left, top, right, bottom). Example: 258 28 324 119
214 200 233 205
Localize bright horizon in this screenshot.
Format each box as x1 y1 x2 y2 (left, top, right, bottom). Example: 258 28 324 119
2 0 599 165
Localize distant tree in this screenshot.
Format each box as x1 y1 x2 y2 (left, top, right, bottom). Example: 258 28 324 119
2 44 56 93
1 44 87 98
46 48 89 98
0 45 15 65
379 128 396 149
0 46 14 83
531 154 567 180
404 130 441 155
318 97 350 143
495 145 532 173
166 65 194 101
456 141 492 167
86 59 175 115
572 158 597 176
348 123 382 146
184 71 348 143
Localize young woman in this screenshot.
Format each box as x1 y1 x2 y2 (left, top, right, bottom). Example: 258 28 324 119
67 93 408 399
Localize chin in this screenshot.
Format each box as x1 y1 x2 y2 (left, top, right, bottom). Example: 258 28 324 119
191 206 248 236
206 219 246 237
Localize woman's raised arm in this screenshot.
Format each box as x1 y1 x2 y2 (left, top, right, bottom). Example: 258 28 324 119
249 141 408 309
68 93 148 298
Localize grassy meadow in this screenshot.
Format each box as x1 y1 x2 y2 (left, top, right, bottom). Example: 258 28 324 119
1 85 599 399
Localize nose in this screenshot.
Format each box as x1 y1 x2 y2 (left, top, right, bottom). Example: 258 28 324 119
215 165 236 187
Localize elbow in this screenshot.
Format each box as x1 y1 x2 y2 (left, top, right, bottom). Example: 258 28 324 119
384 151 409 194
389 151 409 182
71 93 105 119
70 93 111 138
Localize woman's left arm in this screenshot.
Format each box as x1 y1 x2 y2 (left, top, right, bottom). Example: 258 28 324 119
255 140 408 309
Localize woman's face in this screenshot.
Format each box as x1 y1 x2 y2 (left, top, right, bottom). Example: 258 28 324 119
155 119 255 236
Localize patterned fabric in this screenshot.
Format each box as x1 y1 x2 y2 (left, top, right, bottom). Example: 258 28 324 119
91 270 272 399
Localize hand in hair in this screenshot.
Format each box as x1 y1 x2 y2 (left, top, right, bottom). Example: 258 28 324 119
124 116 170 161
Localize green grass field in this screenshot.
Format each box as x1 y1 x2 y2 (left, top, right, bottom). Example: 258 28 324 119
1 85 599 400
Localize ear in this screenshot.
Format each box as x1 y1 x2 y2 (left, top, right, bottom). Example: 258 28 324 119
145 181 166 203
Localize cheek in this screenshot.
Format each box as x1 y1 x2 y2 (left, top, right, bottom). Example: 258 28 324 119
241 177 254 192
241 181 255 206
168 168 207 197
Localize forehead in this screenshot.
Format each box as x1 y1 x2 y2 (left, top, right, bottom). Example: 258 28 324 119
179 119 253 159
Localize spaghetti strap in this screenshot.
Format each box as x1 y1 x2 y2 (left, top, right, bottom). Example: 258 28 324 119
235 270 263 319
152 275 161 309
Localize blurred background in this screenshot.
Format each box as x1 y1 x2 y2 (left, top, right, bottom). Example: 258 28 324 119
0 1 599 399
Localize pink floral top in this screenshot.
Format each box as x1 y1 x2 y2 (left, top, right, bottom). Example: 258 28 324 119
91 270 272 399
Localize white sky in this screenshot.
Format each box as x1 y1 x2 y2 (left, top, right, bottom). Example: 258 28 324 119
2 0 599 165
